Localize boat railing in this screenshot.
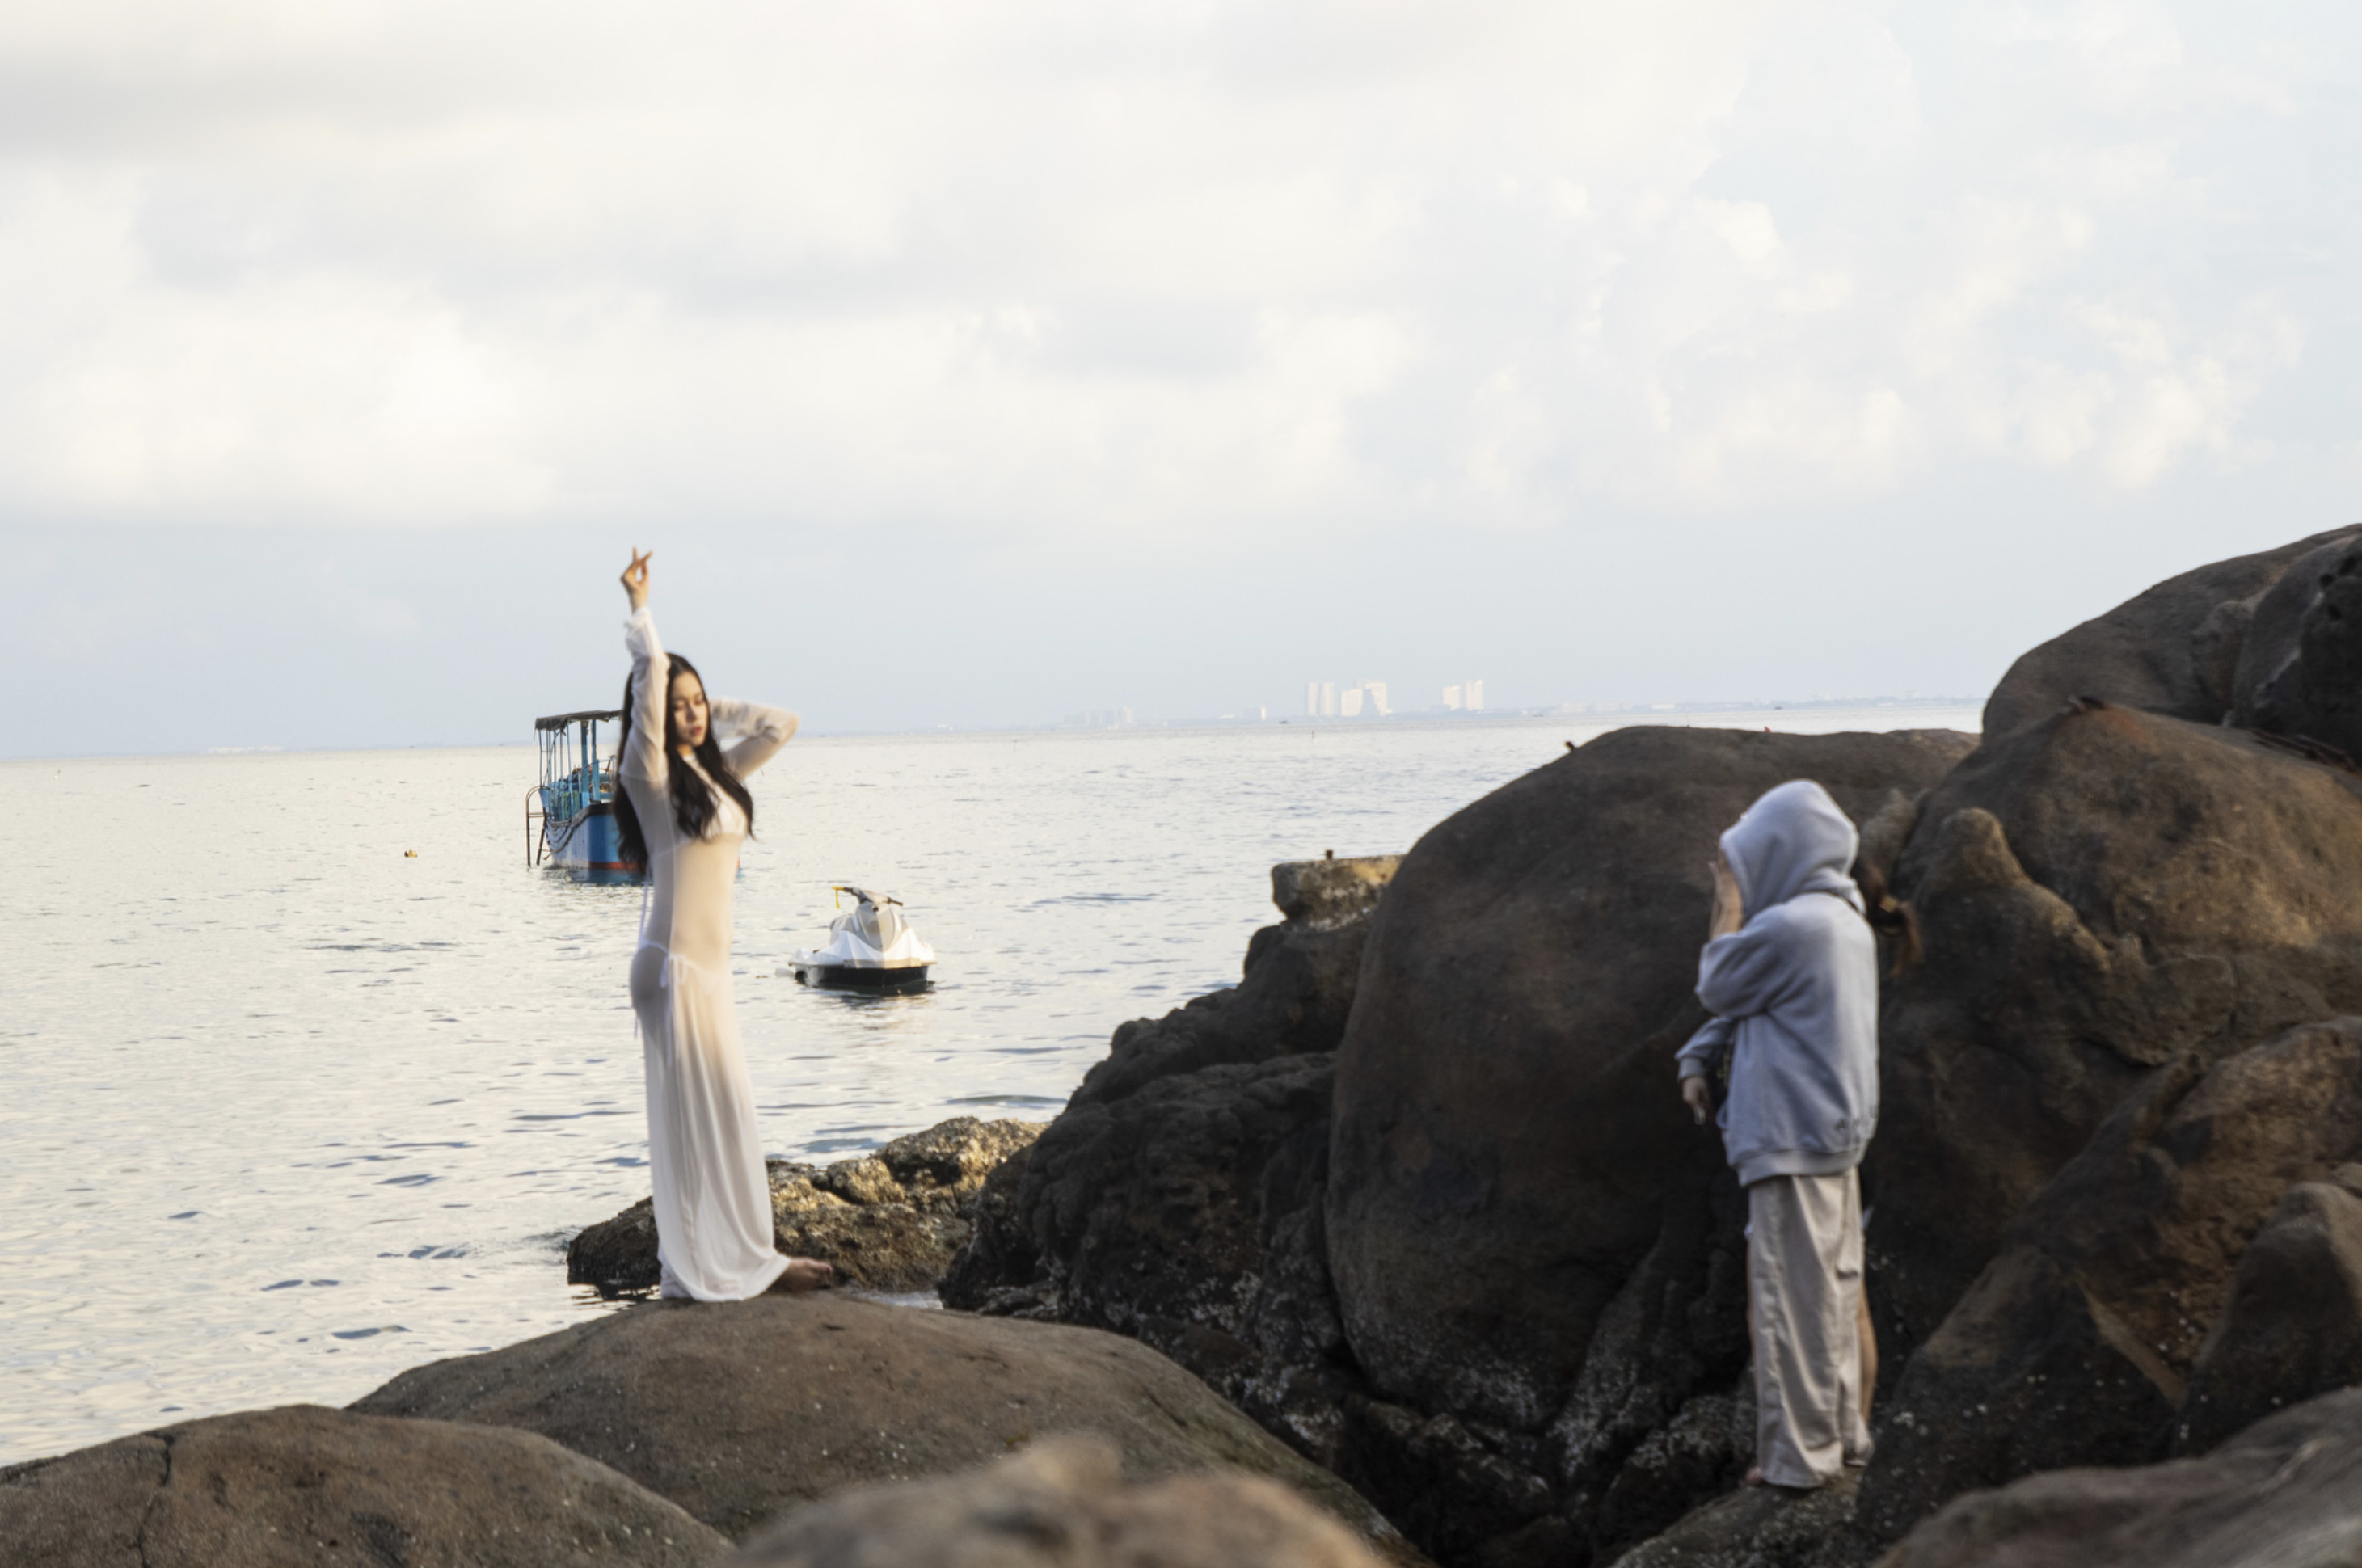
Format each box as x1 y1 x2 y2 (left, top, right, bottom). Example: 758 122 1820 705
531 710 626 866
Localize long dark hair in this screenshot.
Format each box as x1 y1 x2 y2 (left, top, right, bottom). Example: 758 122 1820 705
1852 858 1923 975
613 650 756 866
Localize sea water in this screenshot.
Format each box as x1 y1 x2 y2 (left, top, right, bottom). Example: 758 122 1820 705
0 705 1976 1465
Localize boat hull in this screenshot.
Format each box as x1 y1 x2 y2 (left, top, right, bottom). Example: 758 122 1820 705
544 802 643 883
787 961 932 993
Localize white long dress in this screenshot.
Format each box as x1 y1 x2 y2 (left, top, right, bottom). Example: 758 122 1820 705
621 605 800 1301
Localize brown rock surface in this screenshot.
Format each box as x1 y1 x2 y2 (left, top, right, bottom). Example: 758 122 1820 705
349 1292 1415 1559
1980 525 2360 739
1847 1018 2362 1549
2176 1171 2362 1454
1869 706 2362 1359
723 1435 1386 1568
0 1403 723 1568
1324 727 1972 1433
569 1115 1043 1296
1875 1387 2362 1568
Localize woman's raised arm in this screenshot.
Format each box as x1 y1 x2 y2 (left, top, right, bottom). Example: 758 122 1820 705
710 698 799 778
619 550 669 786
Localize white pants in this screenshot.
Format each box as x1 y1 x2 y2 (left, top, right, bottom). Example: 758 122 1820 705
1748 1170 1874 1487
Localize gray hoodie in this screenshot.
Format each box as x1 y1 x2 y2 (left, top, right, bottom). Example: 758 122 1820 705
1673 779 1879 1187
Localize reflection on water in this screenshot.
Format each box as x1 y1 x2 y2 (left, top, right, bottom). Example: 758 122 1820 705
0 705 1976 1465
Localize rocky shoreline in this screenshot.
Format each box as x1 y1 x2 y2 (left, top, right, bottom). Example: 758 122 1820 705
17 529 2362 1566
567 1115 1047 1297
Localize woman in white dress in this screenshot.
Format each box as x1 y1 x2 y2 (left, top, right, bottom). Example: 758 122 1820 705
613 549 832 1299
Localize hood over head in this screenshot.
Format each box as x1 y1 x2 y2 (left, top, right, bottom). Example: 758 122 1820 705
1719 779 1864 917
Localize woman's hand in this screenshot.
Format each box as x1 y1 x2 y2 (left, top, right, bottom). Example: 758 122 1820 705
1681 1075 1711 1125
620 548 652 612
1707 851 1744 939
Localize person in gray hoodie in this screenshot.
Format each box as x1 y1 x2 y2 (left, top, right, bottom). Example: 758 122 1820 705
1676 778 1877 1490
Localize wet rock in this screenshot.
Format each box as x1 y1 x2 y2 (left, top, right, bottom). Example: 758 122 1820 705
0 1403 723 1568
1875 1386 2362 1568
2176 1170 2362 1454
1845 1017 2362 1550
1980 525 2360 739
1869 707 2362 1361
723 1435 1389 1568
1605 1470 1860 1568
349 1292 1412 1559
568 1115 1044 1296
1324 727 1972 1438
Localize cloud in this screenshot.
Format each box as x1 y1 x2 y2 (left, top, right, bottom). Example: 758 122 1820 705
0 0 2349 546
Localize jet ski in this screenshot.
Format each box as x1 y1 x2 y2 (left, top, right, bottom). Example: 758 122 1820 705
785 886 935 992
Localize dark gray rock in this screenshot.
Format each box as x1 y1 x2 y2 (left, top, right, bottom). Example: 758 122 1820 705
1845 1018 2362 1552
568 1115 1043 1296
1875 1386 2362 1568
944 1055 1351 1456
350 1292 1412 1558
1981 526 2360 739
1606 1471 1861 1568
2177 1170 2362 1454
0 1403 724 1568
723 1435 1391 1568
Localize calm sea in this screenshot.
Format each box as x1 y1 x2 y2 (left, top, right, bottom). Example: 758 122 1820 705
0 705 1977 1465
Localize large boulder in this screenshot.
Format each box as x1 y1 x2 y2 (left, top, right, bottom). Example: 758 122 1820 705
1845 1018 2362 1549
1875 1386 2362 1568
2176 1171 2362 1453
723 1435 1386 1568
1869 705 2362 1359
0 1403 723 1568
1324 727 1973 1435
349 1293 1415 1560
569 1115 1044 1296
1980 525 2360 739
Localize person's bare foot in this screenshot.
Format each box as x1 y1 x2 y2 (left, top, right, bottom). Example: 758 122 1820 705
1745 1467 1768 1486
769 1257 834 1293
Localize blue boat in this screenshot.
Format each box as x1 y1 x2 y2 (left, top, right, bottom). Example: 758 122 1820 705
529 710 643 882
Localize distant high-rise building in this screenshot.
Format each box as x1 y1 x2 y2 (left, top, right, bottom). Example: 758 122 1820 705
1321 681 1338 717
1306 682 1322 717
1442 684 1462 710
1363 681 1390 716
1339 687 1364 718
1466 679 1485 711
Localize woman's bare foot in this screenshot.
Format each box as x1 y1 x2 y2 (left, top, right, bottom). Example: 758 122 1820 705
769 1257 834 1294
1745 1467 1767 1486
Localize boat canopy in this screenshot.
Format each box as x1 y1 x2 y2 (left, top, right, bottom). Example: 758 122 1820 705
536 709 623 731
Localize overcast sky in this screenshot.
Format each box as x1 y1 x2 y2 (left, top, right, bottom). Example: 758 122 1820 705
7 0 2362 754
